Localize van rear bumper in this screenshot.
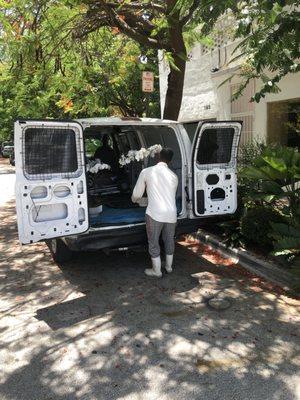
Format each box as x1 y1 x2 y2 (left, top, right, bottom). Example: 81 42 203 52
63 218 202 251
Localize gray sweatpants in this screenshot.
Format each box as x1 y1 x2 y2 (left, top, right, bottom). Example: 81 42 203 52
145 214 176 258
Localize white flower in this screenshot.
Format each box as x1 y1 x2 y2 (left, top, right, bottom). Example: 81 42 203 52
119 144 162 166
268 81 273 86
241 7 249 15
128 150 136 159
209 5 213 11
239 1 247 8
241 16 251 25
135 148 150 161
148 144 162 158
86 159 111 174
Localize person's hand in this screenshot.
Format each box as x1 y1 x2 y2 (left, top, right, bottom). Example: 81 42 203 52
137 197 148 207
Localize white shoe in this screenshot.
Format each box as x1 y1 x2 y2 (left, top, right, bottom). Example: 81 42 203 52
145 257 162 278
165 254 173 273
145 268 162 277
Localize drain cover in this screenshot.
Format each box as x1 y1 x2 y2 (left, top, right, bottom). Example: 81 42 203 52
208 297 231 311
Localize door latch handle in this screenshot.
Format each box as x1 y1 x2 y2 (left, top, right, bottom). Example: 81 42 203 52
185 186 191 202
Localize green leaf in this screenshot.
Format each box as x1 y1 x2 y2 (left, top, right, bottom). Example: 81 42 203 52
271 222 300 238
272 249 294 256
261 180 284 195
164 52 180 71
262 194 276 202
273 237 300 250
240 166 269 180
262 156 287 173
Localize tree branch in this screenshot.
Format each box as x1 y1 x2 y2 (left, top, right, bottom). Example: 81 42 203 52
83 1 163 49
104 1 166 13
180 0 201 25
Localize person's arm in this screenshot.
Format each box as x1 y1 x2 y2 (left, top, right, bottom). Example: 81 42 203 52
132 170 146 203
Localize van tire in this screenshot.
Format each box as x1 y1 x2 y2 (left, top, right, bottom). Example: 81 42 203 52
46 238 73 264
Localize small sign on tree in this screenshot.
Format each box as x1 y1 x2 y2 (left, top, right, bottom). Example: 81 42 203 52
142 71 154 93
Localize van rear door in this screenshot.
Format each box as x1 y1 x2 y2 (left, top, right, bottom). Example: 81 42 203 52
14 120 89 244
191 121 242 217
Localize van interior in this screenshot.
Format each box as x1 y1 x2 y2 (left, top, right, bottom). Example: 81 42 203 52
83 125 183 227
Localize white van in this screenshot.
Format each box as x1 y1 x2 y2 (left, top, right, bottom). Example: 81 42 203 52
14 118 242 262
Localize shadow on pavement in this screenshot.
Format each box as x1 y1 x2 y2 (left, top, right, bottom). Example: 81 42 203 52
0 195 299 400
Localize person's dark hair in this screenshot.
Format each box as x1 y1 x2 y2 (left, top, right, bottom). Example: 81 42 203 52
102 134 109 147
159 147 174 164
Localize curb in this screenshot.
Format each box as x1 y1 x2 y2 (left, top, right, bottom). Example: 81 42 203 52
191 229 296 292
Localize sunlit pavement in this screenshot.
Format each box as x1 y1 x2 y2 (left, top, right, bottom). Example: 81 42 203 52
0 157 299 400
0 158 15 207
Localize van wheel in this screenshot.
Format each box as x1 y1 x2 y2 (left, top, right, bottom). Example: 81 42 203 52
46 238 73 264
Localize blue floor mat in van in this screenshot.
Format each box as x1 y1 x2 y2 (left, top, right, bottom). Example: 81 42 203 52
90 206 146 225
90 199 182 226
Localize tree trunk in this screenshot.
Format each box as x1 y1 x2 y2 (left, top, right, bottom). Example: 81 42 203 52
163 25 186 121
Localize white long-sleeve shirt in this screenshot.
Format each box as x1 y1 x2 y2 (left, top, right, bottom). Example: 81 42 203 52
132 162 178 223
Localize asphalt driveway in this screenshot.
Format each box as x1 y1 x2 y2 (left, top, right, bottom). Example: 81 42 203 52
0 158 299 400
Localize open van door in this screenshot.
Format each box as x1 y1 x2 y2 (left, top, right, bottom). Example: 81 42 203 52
14 120 89 244
191 121 242 217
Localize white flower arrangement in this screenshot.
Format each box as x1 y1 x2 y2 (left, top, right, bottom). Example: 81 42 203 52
86 159 111 174
119 144 162 166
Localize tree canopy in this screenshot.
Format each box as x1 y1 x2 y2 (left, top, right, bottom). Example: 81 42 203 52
65 0 300 116
204 0 300 102
0 0 299 140
0 1 159 141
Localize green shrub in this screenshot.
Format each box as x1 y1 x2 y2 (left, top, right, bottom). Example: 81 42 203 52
214 145 300 270
240 145 300 217
218 141 266 248
270 219 300 264
238 140 265 168
240 207 285 249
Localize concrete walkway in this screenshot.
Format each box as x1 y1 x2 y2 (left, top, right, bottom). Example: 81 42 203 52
0 158 299 400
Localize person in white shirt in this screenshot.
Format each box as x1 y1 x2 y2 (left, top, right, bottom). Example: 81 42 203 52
132 148 178 277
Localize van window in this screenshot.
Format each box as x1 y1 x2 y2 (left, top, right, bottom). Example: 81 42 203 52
197 127 234 165
141 126 162 150
85 138 101 158
137 125 182 208
138 125 181 168
24 127 79 178
117 131 132 154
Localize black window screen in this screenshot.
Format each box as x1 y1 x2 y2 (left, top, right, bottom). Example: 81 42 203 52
197 127 234 164
24 127 79 177
141 126 163 147
117 129 140 154
138 125 183 168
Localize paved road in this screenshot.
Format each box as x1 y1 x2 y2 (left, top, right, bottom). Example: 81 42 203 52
0 158 299 400
0 159 15 207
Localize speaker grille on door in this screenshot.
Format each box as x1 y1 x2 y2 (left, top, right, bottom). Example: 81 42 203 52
206 174 219 185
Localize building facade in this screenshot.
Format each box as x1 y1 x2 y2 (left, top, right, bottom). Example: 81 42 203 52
159 38 300 147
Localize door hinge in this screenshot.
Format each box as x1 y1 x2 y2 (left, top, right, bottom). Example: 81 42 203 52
185 186 191 203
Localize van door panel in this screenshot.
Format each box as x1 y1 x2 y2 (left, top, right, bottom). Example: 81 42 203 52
14 120 88 244
191 121 242 217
